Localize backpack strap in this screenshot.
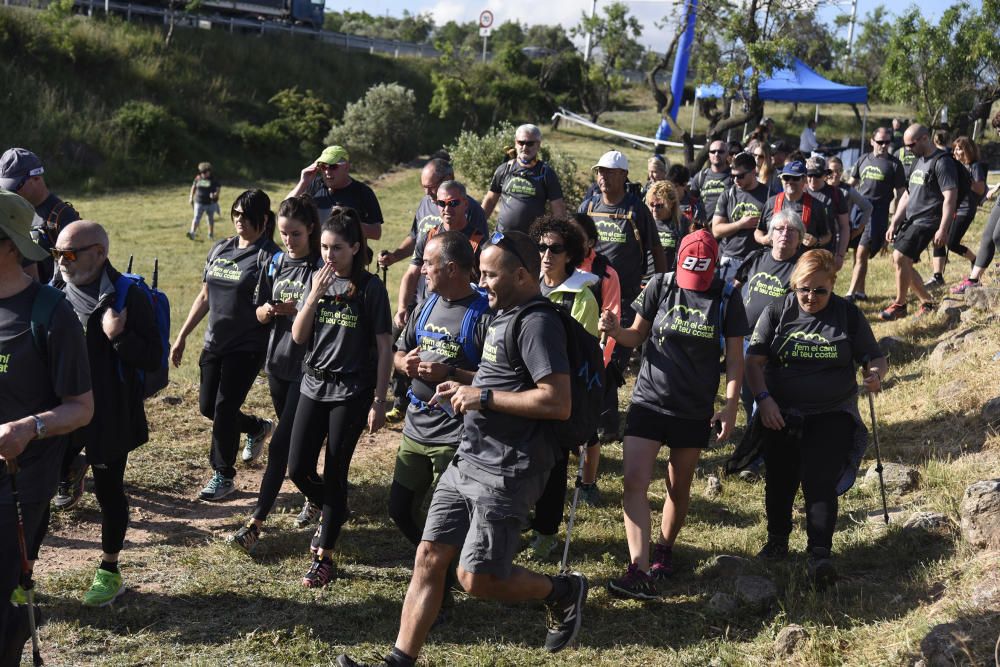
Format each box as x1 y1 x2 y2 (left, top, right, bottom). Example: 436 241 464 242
800 192 813 228
113 274 135 314
773 192 785 217
458 292 490 366
719 280 736 354
31 284 65 356
503 299 553 376
268 251 285 279
413 293 441 349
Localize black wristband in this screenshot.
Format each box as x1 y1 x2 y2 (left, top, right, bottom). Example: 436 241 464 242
755 390 770 402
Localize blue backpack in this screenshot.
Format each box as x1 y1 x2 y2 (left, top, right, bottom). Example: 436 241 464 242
113 257 171 398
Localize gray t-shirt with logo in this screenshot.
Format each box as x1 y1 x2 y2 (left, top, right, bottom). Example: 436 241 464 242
203 237 279 355
906 149 959 228
256 253 322 382
490 160 563 234
850 153 906 207
459 298 569 479
583 193 661 298
714 183 769 259
734 248 802 329
689 167 732 219
631 275 749 420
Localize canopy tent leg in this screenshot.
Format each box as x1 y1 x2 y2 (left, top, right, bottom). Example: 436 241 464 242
690 97 698 136
860 105 868 156
815 104 820 122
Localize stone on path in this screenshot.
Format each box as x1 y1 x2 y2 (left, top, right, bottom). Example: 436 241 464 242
865 462 920 494
960 479 1000 548
733 575 777 610
773 624 808 656
707 591 737 615
704 475 722 499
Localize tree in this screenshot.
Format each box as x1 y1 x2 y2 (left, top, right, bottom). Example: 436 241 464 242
524 24 575 52
878 0 1000 135
571 2 643 121
840 6 893 92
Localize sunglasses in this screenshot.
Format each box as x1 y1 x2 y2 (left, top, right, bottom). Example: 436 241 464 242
489 231 529 269
781 175 803 182
51 243 100 262
708 149 727 154
732 171 751 179
649 202 667 210
516 140 537 147
873 139 892 146
537 242 566 255
435 198 463 209
795 286 830 296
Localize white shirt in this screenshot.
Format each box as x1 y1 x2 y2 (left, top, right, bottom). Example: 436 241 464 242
799 127 819 153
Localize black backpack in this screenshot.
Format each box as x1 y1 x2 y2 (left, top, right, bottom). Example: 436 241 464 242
927 152 971 211
504 299 605 447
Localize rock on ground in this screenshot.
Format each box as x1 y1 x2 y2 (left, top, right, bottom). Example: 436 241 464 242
919 622 971 667
773 624 808 656
702 554 749 578
960 479 1000 548
865 462 920 493
902 512 953 537
965 286 1000 310
877 336 912 360
982 397 1000 423
705 475 722 498
707 591 737 615
733 575 777 610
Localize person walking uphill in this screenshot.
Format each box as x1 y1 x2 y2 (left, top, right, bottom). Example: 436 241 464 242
170 189 280 502
0 190 93 665
49 221 161 607
288 206 393 589
337 231 587 667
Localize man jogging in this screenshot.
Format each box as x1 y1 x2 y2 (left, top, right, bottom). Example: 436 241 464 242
0 190 92 663
50 221 162 606
337 231 586 667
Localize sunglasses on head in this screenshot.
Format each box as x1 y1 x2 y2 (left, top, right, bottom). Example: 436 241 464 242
795 286 830 296
435 198 462 209
489 231 529 269
516 140 537 147
51 244 100 262
537 242 566 255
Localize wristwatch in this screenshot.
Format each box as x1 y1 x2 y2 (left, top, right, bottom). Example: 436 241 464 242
479 388 492 410
30 415 46 440
754 390 770 403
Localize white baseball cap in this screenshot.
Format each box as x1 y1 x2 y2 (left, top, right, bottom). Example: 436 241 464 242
593 150 629 171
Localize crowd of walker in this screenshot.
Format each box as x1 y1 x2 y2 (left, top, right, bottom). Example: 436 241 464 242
0 109 997 665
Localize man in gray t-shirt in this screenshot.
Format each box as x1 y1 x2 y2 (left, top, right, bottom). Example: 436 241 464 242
337 232 588 667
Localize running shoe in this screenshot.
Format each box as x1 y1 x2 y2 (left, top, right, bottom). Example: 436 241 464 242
923 275 945 290
607 563 659 600
9 585 27 606
543 571 588 653
950 277 980 295
648 543 674 580
384 406 404 423
530 531 559 560
852 292 868 302
843 293 857 303
302 556 334 588
335 656 394 667
879 302 907 321
229 522 260 553
82 568 125 607
186 231 195 241
198 471 235 501
53 455 88 510
242 419 274 463
295 500 322 528
578 482 601 507
914 301 936 318
756 535 790 559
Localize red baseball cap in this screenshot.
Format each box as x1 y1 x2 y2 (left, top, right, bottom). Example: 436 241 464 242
676 229 718 291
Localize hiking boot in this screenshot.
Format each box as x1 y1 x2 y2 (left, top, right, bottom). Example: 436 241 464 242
950 277 980 294
578 482 601 507
530 531 559 560
384 406 404 423
807 547 838 590
923 274 945 291
53 455 88 510
914 301 936 318
242 419 274 463
302 556 334 588
295 500 322 528
607 563 659 600
82 568 125 607
229 522 260 554
199 471 235 501
757 534 790 560
844 293 857 303
648 543 674 580
9 585 27 606
543 571 588 653
879 302 907 321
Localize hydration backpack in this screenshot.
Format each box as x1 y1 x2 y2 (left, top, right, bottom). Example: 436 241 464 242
505 300 605 446
113 258 171 398
926 152 972 212
414 289 491 367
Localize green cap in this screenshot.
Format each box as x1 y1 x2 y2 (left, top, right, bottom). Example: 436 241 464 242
0 189 48 261
316 145 349 165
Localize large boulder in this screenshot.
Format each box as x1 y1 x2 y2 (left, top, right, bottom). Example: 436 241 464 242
960 479 1000 548
877 336 914 360
865 462 920 494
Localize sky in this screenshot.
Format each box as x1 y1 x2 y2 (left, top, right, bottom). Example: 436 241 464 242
328 0 975 51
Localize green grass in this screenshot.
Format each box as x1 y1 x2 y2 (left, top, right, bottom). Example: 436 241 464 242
32 110 1000 665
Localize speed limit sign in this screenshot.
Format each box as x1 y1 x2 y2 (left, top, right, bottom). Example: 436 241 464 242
479 10 494 28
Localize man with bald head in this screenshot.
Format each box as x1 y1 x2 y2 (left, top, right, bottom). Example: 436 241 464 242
881 124 958 320
50 220 162 607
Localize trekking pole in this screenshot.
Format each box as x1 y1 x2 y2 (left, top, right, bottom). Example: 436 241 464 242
6 458 44 666
559 445 586 575
867 391 890 525
126 255 134 274
152 258 159 290
378 250 389 285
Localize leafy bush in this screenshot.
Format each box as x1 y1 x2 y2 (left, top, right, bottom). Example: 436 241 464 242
110 100 187 162
267 87 332 157
326 83 421 169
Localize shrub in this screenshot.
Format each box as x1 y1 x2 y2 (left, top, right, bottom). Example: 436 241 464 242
326 82 421 169
110 100 186 163
267 87 332 157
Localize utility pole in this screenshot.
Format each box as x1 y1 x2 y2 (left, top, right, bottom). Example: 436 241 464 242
845 0 858 62
584 0 598 62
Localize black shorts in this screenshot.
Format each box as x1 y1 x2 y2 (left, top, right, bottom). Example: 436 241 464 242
893 222 937 262
857 204 890 254
623 403 711 448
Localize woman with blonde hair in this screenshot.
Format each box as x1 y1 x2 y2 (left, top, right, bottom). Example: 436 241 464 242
645 180 684 272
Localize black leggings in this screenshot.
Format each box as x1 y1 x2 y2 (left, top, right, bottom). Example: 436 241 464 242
932 210 976 258
762 411 854 552
251 375 303 521
974 204 1000 269
531 448 571 536
199 349 266 479
287 394 371 552
92 456 129 555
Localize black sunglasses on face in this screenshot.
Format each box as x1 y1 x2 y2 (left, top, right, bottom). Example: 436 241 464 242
436 199 462 209
537 243 566 255
489 231 529 269
732 171 751 179
709 149 726 154
795 286 830 296
516 140 537 147
781 175 803 182
873 139 892 145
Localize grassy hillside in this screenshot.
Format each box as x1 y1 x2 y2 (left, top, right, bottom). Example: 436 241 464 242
0 7 444 190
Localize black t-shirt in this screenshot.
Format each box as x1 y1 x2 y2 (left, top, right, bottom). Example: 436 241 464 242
689 167 732 219
808 184 848 251
300 273 392 401
906 149 959 228
490 160 564 234
582 193 661 297
0 283 91 504
714 183 769 259
460 298 569 479
759 192 833 243
748 293 882 414
734 248 802 329
203 236 280 355
256 252 322 382
897 147 917 179
396 292 494 445
192 175 221 205
850 153 906 207
31 193 81 284
958 161 987 218
308 178 384 227
650 218 682 275
631 274 750 420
